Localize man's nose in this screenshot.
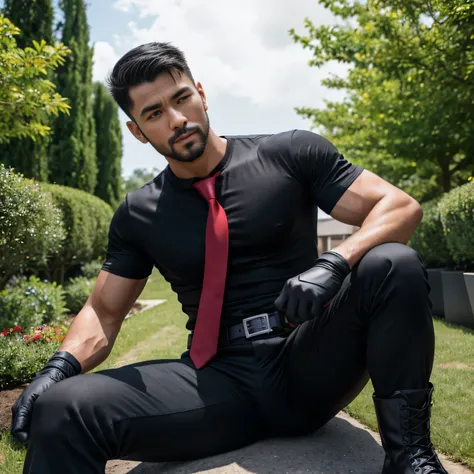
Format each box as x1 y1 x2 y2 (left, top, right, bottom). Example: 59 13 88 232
168 108 187 131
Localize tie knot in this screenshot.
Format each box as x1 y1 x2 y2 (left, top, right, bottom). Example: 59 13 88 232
193 173 219 201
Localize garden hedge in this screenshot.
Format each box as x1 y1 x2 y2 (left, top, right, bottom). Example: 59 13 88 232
438 180 474 267
42 183 113 283
0 164 65 290
408 198 453 268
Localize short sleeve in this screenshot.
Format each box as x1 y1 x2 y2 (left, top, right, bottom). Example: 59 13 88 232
290 129 364 214
101 196 153 280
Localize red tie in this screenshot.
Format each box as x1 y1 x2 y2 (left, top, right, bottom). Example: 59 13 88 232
191 172 229 369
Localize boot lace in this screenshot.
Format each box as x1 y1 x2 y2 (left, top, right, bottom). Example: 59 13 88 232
404 405 444 474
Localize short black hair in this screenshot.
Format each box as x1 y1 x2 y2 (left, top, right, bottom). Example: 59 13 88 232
107 42 195 118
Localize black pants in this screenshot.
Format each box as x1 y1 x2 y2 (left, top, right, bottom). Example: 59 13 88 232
23 243 435 473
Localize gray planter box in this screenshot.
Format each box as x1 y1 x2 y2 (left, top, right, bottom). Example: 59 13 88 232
441 271 474 329
463 273 474 329
426 269 445 318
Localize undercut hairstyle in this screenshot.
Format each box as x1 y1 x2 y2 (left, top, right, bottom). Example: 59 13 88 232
107 42 195 119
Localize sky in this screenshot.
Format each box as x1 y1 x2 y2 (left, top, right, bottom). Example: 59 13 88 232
84 0 348 181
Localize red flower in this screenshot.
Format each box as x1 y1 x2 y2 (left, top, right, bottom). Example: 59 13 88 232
24 335 29 339
2 329 7 336
34 334 41 340
14 325 22 332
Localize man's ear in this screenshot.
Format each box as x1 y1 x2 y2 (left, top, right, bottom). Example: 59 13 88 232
196 81 208 111
126 121 149 144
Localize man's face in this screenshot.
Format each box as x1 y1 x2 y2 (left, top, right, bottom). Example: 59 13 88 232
127 71 210 163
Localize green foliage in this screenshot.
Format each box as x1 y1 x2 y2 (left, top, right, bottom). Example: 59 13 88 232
42 183 113 283
49 0 97 193
290 0 474 202
93 82 123 209
0 0 54 182
0 325 66 389
81 260 103 279
0 276 67 330
0 14 71 144
438 181 474 267
64 276 95 314
123 167 161 195
2 0 54 48
0 164 66 289
408 199 452 268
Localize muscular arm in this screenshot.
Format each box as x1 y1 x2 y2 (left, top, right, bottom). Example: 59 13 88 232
58 271 148 373
328 169 423 269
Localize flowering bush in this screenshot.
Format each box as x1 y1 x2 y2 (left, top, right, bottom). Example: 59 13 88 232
0 324 68 389
0 164 66 290
0 275 68 330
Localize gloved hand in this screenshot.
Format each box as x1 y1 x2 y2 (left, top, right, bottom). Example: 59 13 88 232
275 251 351 326
11 350 82 442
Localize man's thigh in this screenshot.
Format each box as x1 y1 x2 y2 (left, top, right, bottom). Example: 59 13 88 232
283 274 369 431
33 354 264 463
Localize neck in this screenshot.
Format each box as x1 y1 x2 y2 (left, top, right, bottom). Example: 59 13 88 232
167 129 227 179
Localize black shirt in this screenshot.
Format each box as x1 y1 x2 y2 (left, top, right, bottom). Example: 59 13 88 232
101 129 364 330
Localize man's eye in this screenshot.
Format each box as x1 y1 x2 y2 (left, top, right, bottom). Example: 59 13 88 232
148 110 161 120
178 95 191 103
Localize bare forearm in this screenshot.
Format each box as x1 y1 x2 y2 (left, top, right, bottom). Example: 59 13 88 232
331 196 423 269
58 305 122 373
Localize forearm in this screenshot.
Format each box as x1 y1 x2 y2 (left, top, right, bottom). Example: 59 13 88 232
58 304 122 373
330 196 423 269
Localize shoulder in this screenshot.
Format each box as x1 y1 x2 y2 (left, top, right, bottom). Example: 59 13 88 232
124 170 166 216
243 129 337 157
289 129 338 155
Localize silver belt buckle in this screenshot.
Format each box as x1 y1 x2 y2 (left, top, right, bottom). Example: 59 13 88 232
242 313 272 338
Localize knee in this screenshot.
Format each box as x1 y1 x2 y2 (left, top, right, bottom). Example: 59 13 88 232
30 373 109 438
353 243 429 308
356 242 425 285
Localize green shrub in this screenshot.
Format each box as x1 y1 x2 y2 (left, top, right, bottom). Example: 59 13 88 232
0 276 68 330
64 277 95 314
408 199 453 268
439 181 474 268
0 164 66 289
0 325 66 389
42 183 113 282
81 259 103 279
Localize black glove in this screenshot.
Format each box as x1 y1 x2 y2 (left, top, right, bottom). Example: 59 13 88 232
11 350 81 442
275 251 351 326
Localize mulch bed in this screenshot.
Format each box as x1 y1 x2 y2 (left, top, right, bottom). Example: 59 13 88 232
0 386 25 431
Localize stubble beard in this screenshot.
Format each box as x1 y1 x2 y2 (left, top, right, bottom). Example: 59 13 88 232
148 112 211 163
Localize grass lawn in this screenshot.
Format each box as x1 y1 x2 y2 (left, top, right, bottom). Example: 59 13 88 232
1 269 473 472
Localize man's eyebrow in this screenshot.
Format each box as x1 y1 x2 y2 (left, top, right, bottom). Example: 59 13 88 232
139 86 192 117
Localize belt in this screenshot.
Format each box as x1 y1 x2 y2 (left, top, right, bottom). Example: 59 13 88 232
186 311 289 349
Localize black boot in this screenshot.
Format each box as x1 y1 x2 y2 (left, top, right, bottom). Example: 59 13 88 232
373 383 448 474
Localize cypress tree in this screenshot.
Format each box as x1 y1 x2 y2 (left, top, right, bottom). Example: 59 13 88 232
49 0 97 193
93 82 123 208
0 0 54 182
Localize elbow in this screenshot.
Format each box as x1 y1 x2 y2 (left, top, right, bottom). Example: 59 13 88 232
411 199 423 225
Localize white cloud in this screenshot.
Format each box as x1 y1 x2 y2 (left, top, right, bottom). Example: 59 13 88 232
92 41 120 83
96 0 350 178
110 0 349 109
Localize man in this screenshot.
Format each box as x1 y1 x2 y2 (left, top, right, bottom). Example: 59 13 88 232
12 42 447 474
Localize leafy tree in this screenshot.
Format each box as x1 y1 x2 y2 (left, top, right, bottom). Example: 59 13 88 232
93 82 123 209
49 0 97 193
123 168 161 195
0 15 70 145
2 0 53 48
290 0 474 202
0 0 55 181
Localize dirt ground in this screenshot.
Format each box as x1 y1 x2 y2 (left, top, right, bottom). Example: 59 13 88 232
0 387 23 431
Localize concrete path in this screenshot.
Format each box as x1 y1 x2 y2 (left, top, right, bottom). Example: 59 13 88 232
125 300 167 320
105 412 472 474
